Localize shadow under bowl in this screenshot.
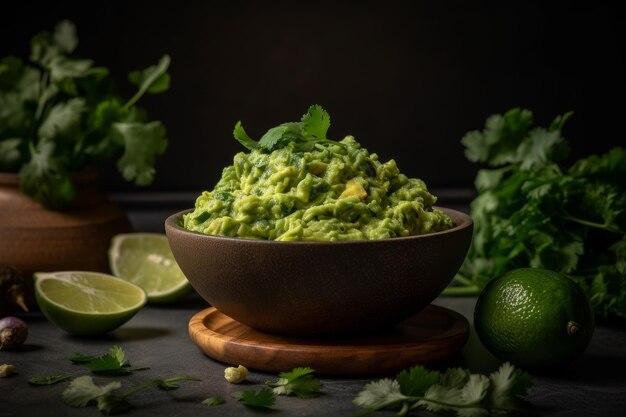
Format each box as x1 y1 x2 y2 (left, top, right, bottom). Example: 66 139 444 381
165 207 472 336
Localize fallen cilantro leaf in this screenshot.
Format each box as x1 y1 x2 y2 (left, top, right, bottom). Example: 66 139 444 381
28 374 72 386
397 365 439 397
488 362 532 411
62 375 199 415
62 375 122 408
232 388 276 409
202 396 226 406
352 362 532 417
266 367 322 398
69 345 148 375
152 376 201 391
67 353 97 363
353 379 408 411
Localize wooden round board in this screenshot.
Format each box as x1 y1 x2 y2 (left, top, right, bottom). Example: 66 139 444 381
188 304 469 376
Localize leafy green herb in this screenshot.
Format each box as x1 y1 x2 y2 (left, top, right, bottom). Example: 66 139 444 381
265 366 322 398
28 374 72 385
233 104 339 153
68 346 148 375
444 108 626 318
202 396 226 406
352 362 531 417
0 20 170 208
232 388 277 409
62 375 200 415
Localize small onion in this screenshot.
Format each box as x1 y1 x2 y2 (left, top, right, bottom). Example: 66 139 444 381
0 316 28 349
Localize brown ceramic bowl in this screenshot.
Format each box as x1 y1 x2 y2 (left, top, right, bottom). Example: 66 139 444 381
165 207 472 336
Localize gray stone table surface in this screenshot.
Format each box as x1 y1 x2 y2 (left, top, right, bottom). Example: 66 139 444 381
2 294 625 417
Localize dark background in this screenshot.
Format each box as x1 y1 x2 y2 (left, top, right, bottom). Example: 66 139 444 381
1 0 624 195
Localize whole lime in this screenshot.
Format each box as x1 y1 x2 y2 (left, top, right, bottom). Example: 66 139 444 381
474 268 594 369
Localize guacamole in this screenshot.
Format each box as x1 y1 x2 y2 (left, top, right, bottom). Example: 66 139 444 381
183 135 454 241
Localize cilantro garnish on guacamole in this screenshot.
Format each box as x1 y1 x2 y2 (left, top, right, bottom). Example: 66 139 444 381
183 106 454 241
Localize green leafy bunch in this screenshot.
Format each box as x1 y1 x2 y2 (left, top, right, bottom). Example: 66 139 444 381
0 20 170 208
353 362 532 416
445 108 626 318
233 104 341 152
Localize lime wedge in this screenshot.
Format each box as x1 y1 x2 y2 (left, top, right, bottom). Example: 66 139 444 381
34 271 147 335
108 233 192 303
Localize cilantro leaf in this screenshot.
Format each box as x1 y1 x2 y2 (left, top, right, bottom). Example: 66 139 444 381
114 121 168 186
67 353 97 363
266 366 322 398
0 138 22 171
62 376 130 415
70 346 148 376
301 104 331 140
48 57 93 83
461 108 533 166
0 56 25 90
37 97 86 140
19 140 75 209
152 376 201 390
28 374 72 386
396 365 439 397
233 120 259 151
63 374 200 415
258 122 307 152
202 396 226 406
352 379 407 410
53 20 78 54
487 362 532 411
439 368 470 389
125 54 171 107
62 375 122 408
232 388 276 409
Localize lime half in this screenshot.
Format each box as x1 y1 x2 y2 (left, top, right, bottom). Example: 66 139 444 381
109 233 192 303
34 271 147 335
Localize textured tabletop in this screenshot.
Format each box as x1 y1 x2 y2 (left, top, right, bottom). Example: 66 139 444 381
2 294 625 417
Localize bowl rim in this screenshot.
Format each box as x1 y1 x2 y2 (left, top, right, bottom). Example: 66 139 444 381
165 206 472 246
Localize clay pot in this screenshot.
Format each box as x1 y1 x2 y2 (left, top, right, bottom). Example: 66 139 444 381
0 169 133 283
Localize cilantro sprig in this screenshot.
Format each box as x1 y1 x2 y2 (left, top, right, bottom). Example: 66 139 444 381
28 345 201 415
353 362 532 417
265 366 323 398
233 104 340 153
62 375 200 415
232 388 277 409
445 108 626 319
0 20 170 209
67 346 149 376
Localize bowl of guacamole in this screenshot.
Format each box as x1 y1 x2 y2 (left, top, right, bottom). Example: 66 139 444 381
165 106 472 335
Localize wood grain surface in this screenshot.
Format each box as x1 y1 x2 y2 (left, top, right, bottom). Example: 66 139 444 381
188 304 469 376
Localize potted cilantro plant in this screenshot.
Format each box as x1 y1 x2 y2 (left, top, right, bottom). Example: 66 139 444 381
0 20 171 282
